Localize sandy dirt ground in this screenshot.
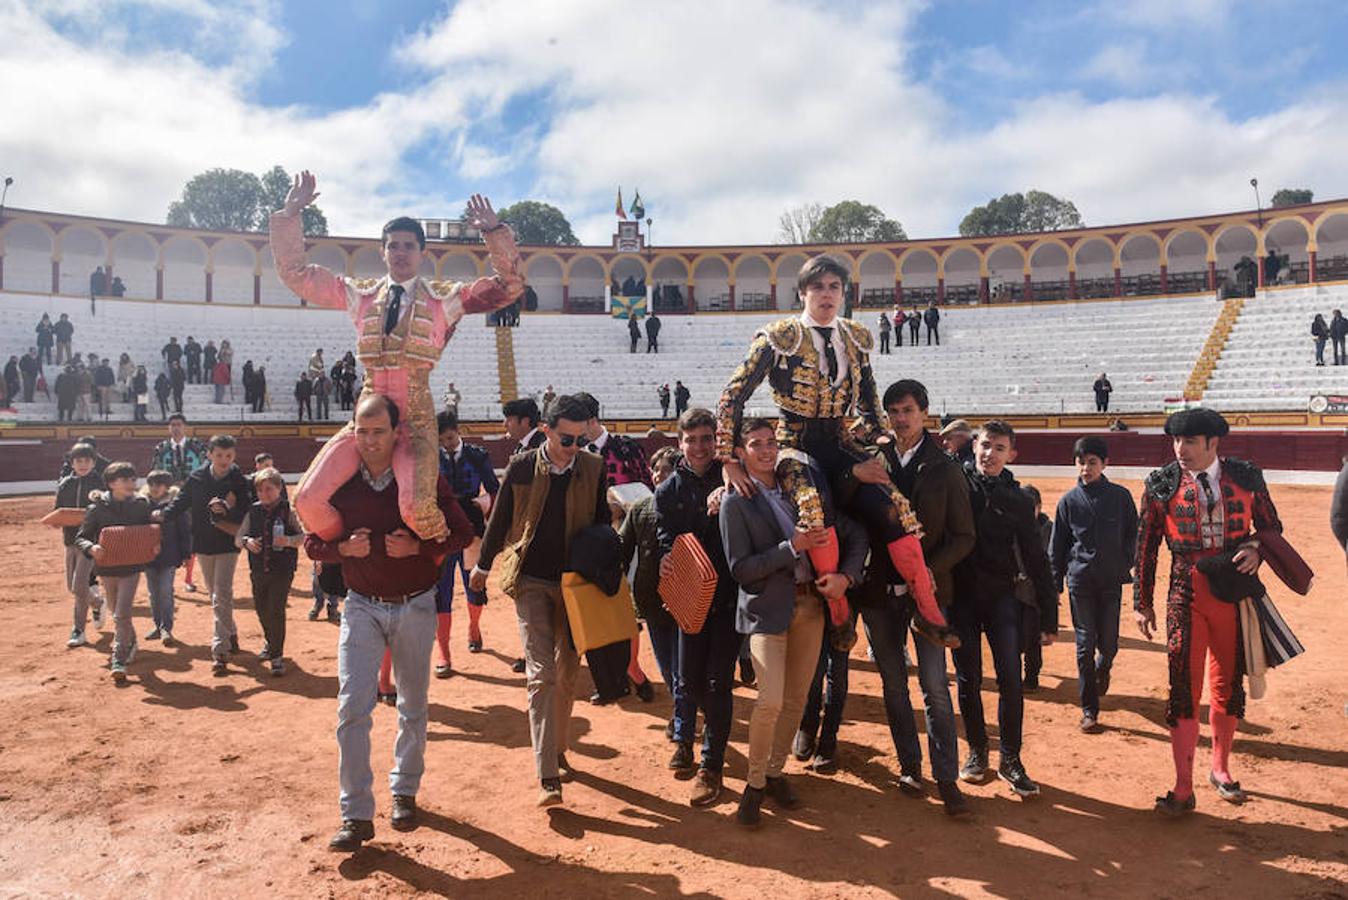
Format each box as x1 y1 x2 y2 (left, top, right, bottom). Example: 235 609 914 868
0 477 1344 900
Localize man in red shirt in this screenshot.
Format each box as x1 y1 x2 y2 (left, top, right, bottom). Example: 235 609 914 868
306 394 472 852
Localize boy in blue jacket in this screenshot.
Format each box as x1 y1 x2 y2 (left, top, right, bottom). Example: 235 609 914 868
143 470 192 645
1050 436 1138 732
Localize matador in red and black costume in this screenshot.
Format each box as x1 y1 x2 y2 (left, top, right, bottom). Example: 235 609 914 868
1133 408 1281 816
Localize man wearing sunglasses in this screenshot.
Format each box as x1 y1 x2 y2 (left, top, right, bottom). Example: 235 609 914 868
470 394 610 807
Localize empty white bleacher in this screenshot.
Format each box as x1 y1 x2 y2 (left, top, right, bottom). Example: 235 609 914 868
1203 283 1348 412
511 296 1220 419
0 292 502 422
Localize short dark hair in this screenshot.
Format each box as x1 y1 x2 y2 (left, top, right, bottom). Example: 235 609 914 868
382 216 426 250
168 413 186 424
1021 484 1041 508
738 416 776 445
78 434 97 447
356 393 401 430
797 255 850 293
650 446 681 470
437 409 459 433
572 391 601 419
103 461 136 484
678 407 717 436
209 434 236 450
1073 436 1109 461
502 397 540 426
254 452 273 466
977 419 1016 447
69 443 97 461
146 469 174 487
546 394 590 427
882 379 930 412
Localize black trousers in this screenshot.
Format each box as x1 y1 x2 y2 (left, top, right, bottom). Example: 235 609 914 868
1095 393 1109 412
251 567 294 659
316 397 329 419
926 324 939 345
297 398 311 421
879 332 890 353
187 360 201 384
647 336 659 353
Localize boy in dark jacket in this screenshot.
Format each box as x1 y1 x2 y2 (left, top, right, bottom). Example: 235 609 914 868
951 420 1057 797
56 443 104 647
76 462 154 683
239 467 302 676
1019 483 1055 692
1050 436 1138 732
142 471 191 645
156 434 252 674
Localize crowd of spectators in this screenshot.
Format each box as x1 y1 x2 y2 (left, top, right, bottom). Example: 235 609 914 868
874 303 940 353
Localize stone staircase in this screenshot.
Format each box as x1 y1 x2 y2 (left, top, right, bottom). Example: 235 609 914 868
1185 295 1245 400
494 326 518 404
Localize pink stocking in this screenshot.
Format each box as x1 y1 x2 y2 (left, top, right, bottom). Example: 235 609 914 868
887 534 946 628
295 429 361 540
1210 710 1238 784
378 648 394 694
628 631 648 685
435 612 452 668
1170 717 1199 799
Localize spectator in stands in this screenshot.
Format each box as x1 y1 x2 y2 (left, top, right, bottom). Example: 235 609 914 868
252 366 267 413
295 372 313 421
75 361 93 421
647 313 661 353
110 277 126 297
877 312 892 354
242 361 256 409
6 355 21 403
442 381 461 416
55 365 78 421
315 369 332 420
154 370 171 419
674 380 690 417
184 336 203 384
203 340 218 381
907 306 921 344
132 366 148 422
36 313 54 365
924 303 941 346
1265 248 1282 285
1093 372 1113 412
170 360 186 413
94 357 116 417
218 340 234 390
541 384 556 416
117 353 135 403
1331 310 1348 366
162 336 183 373
54 313 74 365
336 355 357 411
90 266 106 298
628 315 642 353
211 357 230 404
658 383 671 418
892 306 905 348
309 348 325 380
1312 314 1329 366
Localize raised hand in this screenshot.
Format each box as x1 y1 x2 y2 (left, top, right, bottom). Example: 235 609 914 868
464 194 501 232
283 170 320 215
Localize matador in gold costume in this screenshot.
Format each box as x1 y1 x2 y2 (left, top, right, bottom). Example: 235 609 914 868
270 171 523 541
717 255 951 636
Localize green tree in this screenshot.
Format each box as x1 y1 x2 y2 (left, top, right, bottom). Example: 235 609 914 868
959 190 1082 236
809 200 906 243
776 201 824 243
1270 188 1313 208
496 200 579 245
259 165 329 236
167 165 328 235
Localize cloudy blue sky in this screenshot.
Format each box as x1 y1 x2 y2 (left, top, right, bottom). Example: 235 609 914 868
3 0 1346 244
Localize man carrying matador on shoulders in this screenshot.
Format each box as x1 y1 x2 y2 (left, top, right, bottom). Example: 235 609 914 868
716 255 954 642
269 171 524 541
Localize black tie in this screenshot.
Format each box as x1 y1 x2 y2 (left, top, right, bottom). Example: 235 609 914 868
1196 472 1217 514
175 445 183 474
384 284 405 335
814 326 839 382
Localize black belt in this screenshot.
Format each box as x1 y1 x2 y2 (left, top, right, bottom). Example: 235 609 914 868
368 592 419 605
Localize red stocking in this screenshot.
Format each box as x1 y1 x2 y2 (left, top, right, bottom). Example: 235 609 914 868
435 612 452 668
886 534 946 628
627 631 648 684
378 648 394 694
1210 710 1237 784
467 603 484 645
1170 717 1199 800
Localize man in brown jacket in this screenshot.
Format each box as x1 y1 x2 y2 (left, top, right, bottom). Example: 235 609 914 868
470 394 610 807
841 378 976 816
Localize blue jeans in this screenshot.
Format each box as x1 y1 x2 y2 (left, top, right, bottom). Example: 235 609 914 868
951 594 1025 757
336 588 437 821
1069 577 1122 716
647 618 691 738
676 602 739 772
800 633 849 755
146 565 176 632
862 600 960 783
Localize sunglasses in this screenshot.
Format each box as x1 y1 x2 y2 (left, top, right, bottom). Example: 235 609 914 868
556 433 583 447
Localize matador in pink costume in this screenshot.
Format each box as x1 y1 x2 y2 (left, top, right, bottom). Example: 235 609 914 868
270 171 523 541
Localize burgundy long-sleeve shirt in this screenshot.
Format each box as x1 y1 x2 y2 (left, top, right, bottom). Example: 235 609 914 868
304 471 472 598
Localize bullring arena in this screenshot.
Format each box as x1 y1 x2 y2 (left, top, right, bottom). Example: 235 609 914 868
1 199 1346 899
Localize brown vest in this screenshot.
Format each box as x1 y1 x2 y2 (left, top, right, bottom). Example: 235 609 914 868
496 449 604 598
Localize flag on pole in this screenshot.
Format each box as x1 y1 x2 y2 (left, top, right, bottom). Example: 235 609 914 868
615 187 628 220
630 190 645 220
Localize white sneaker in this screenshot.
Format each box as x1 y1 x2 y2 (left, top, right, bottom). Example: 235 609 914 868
66 628 86 648
91 605 104 630
161 630 174 647
145 627 162 641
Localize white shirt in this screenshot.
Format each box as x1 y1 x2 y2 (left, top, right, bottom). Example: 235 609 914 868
383 277 418 327
540 441 576 475
1186 457 1222 504
799 311 848 387
896 433 924 469
517 426 541 452
588 427 610 455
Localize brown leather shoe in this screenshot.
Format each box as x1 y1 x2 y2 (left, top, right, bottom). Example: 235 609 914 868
328 819 374 852
765 775 801 809
689 768 722 807
390 794 418 832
